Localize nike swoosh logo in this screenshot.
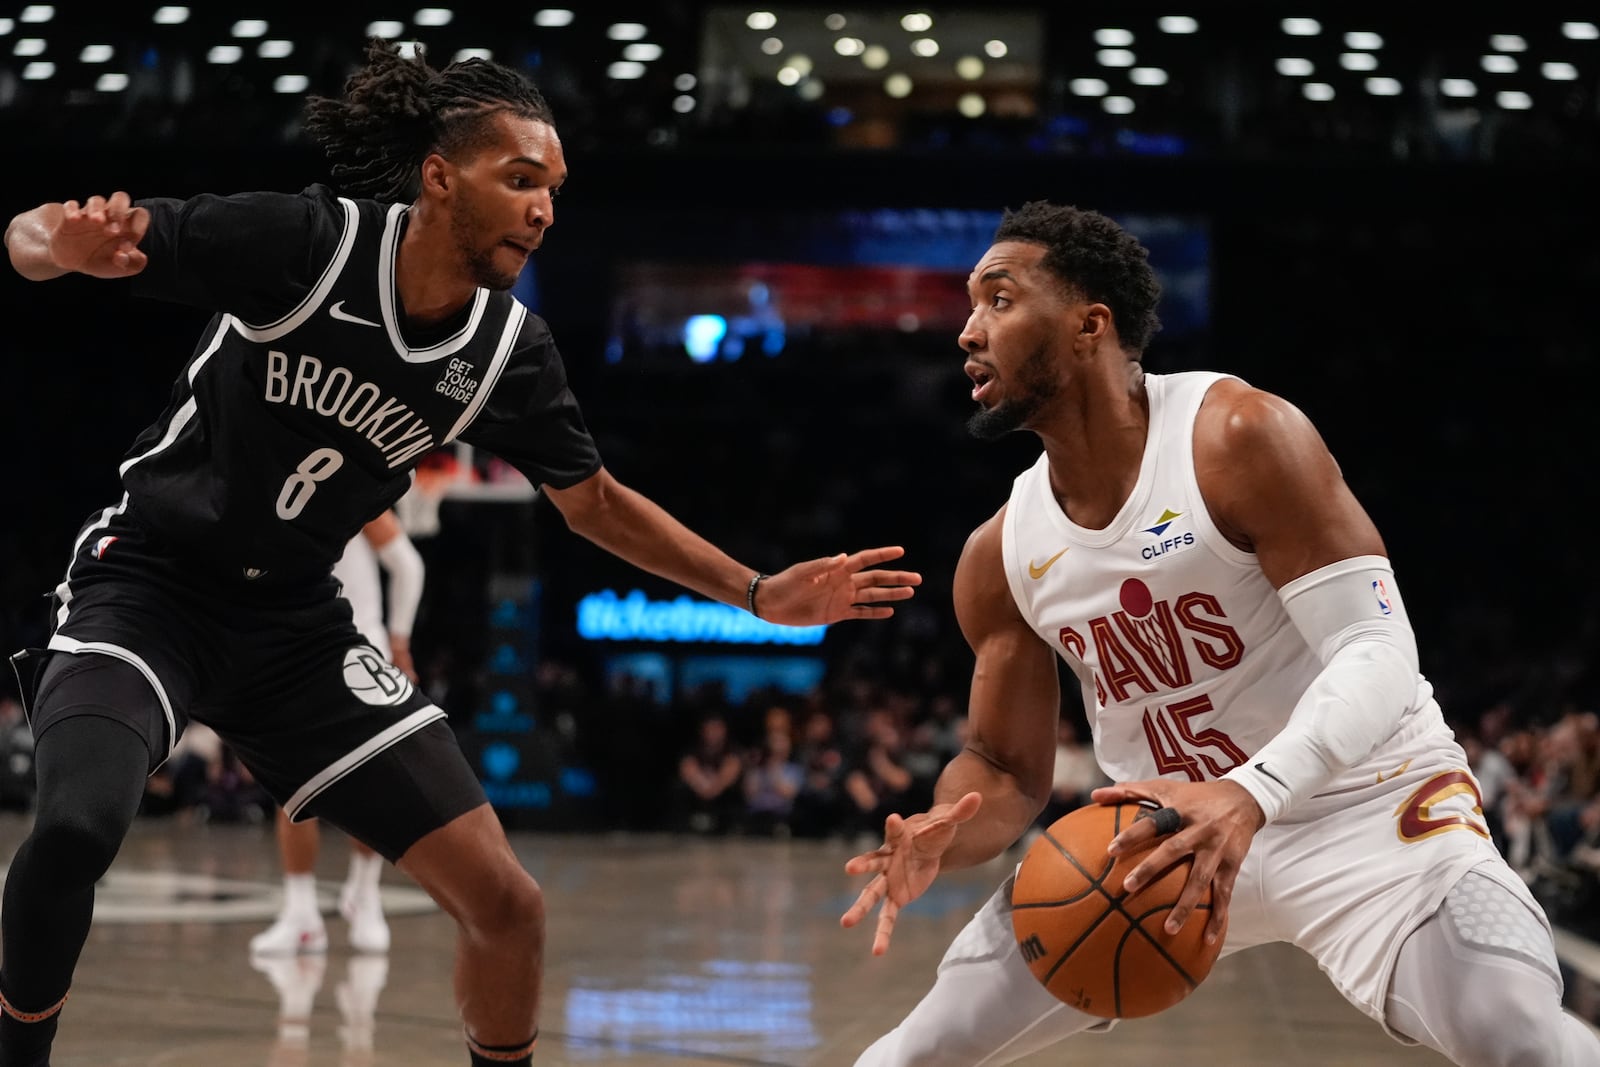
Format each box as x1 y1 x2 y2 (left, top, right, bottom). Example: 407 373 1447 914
1253 762 1289 788
1376 759 1413 783
328 300 382 328
1027 548 1068 580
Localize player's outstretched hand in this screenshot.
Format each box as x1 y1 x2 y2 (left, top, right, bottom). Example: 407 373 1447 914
51 192 150 278
840 791 982 956
756 546 921 626
1092 778 1265 946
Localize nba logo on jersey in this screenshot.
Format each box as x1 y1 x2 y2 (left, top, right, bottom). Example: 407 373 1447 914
1372 578 1393 615
91 535 118 559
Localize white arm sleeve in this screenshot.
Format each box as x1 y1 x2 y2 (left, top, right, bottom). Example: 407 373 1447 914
1222 555 1421 824
374 534 425 638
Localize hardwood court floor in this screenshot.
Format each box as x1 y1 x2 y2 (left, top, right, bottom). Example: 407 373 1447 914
0 815 1470 1066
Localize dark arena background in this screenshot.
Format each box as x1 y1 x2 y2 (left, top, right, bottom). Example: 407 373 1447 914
0 5 1597 1065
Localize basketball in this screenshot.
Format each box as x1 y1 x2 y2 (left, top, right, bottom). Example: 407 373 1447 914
1010 803 1224 1019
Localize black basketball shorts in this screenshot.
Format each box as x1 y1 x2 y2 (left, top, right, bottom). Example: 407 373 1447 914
9 503 485 859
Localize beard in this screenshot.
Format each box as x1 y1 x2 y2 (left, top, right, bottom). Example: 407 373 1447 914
966 343 1058 440
450 197 522 291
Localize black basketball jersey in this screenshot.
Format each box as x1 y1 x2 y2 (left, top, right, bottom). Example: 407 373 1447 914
118 184 601 583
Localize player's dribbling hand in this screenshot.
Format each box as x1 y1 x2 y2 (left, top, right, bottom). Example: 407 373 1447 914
839 791 982 956
52 192 150 278
1092 778 1264 946
756 546 921 626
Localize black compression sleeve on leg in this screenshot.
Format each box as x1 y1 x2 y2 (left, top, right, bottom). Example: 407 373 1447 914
0 705 153 1065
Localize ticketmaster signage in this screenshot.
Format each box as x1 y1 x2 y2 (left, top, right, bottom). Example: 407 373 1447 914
576 589 828 646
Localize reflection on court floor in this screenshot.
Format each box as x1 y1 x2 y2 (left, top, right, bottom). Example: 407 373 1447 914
0 816 1589 1065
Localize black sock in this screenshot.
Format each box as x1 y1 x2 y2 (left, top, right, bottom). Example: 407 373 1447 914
0 997 62 1067
466 1028 537 1065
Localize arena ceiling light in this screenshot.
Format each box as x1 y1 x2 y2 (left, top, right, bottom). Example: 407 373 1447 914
623 43 662 62
1302 82 1334 101
414 9 453 27
274 74 309 93
1481 55 1517 74
1130 67 1168 86
984 39 1007 58
13 38 46 57
534 9 574 28
1496 89 1532 109
1489 34 1526 52
96 72 128 91
1439 78 1477 97
207 45 243 64
19 5 53 23
1541 62 1578 80
1096 49 1135 67
366 21 404 38
746 12 777 31
231 20 268 38
1070 77 1108 96
153 7 188 25
1339 53 1378 72
1365 77 1402 95
79 44 112 62
901 14 933 33
1102 95 1134 114
608 23 648 41
1276 57 1313 76
454 48 492 61
22 60 53 78
1094 29 1133 47
1281 18 1321 36
607 60 646 79
1563 22 1598 40
1345 32 1383 49
0 18 12 34
1158 16 1198 34
910 38 939 57
258 40 293 59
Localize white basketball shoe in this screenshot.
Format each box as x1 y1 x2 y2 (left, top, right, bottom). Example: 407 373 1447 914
339 883 391 954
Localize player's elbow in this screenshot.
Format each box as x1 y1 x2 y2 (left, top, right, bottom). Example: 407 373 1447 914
544 467 618 537
1314 635 1421 768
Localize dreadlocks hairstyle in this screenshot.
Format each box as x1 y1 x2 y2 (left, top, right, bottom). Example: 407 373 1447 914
994 201 1163 355
302 38 555 202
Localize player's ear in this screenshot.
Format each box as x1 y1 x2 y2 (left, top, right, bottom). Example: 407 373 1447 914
418 153 453 199
1078 303 1112 341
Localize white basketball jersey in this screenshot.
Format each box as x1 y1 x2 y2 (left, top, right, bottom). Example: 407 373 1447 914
1001 371 1444 795
333 533 389 658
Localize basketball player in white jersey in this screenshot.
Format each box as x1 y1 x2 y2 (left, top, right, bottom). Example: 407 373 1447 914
252 508 423 958
840 202 1599 1066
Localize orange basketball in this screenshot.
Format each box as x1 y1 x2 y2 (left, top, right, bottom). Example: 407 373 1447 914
1010 803 1224 1018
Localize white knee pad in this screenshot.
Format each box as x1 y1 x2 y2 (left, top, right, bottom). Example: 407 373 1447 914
1386 869 1597 1067
1438 869 1560 983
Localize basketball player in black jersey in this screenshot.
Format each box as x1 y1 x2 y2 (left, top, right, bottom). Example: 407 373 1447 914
0 40 920 1067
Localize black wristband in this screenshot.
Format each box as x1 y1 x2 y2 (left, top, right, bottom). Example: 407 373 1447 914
747 573 769 618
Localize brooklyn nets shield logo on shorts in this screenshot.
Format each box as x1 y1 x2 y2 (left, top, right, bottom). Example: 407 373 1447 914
342 645 413 706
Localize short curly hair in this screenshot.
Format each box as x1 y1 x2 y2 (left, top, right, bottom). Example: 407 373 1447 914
994 201 1162 354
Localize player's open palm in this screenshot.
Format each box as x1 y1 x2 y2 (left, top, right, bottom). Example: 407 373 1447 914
756 546 921 626
1092 778 1263 946
840 791 982 956
51 193 150 278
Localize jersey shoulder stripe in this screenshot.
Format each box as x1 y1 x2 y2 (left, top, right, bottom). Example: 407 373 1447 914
230 197 361 343
443 300 528 444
